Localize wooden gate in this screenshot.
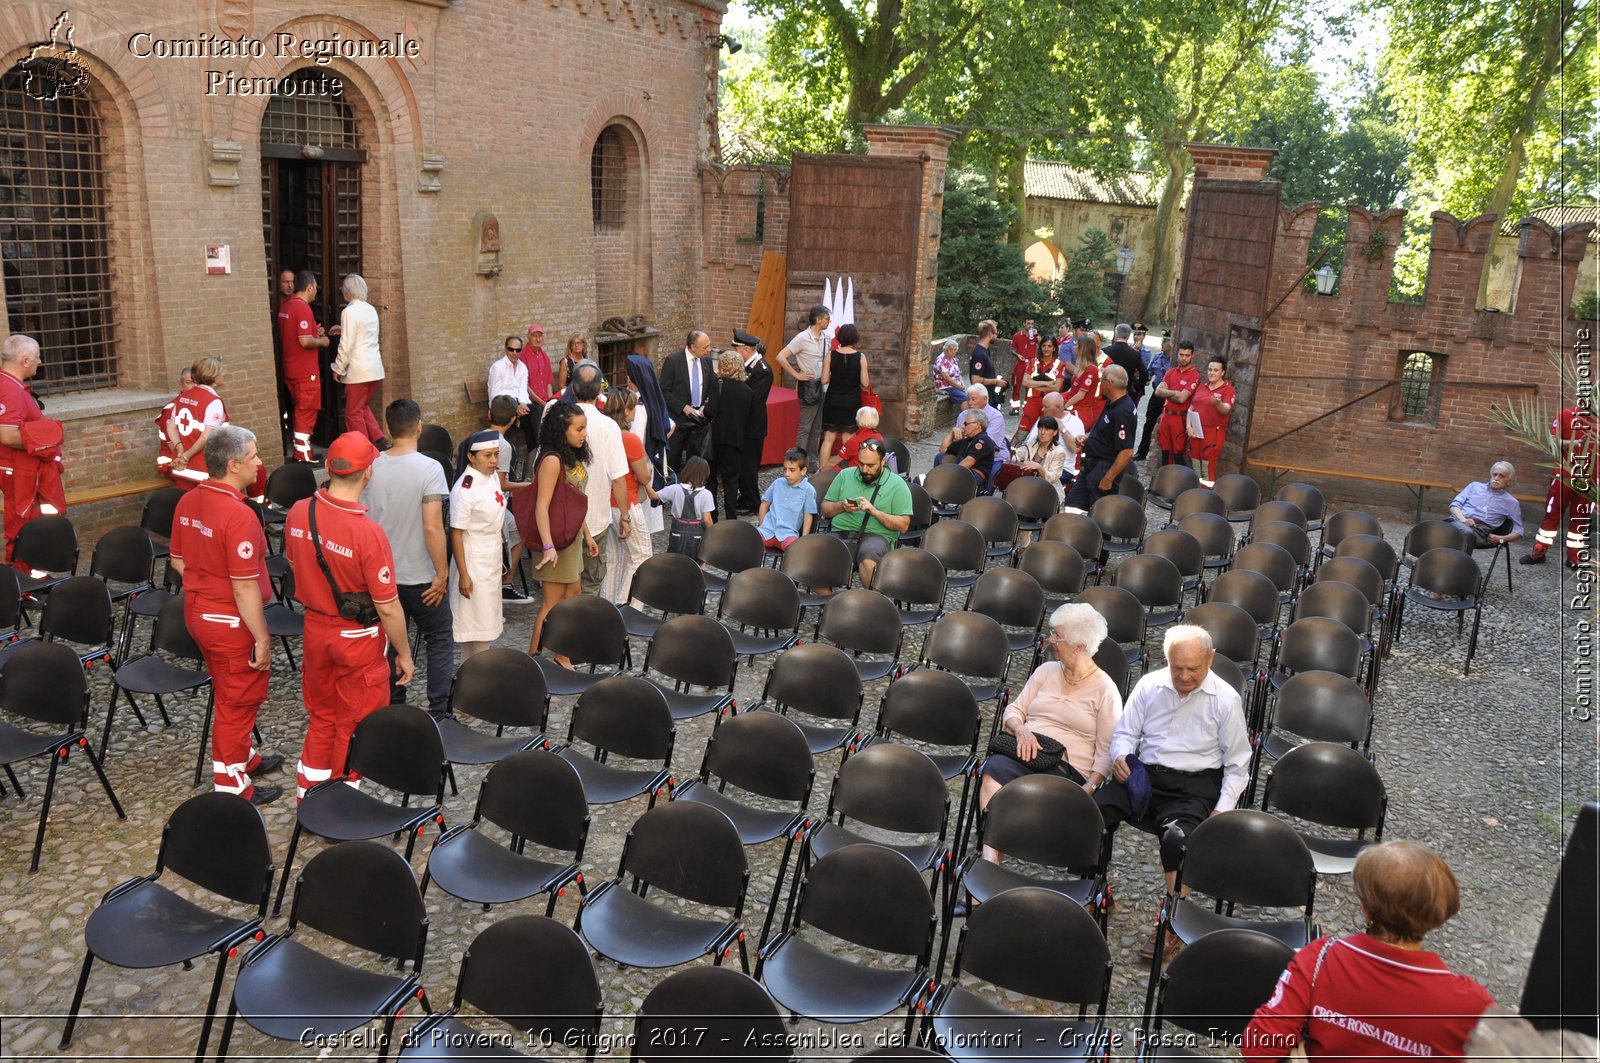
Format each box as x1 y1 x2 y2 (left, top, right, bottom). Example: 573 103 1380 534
784 154 924 433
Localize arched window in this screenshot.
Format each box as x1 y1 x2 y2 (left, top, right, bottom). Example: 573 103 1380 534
591 126 627 232
1395 351 1442 422
0 70 115 392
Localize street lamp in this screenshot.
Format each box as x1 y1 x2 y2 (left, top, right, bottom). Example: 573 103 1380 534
1115 244 1135 276
1314 262 1338 295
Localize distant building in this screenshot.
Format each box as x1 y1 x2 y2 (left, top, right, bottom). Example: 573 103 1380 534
1486 206 1599 313
1022 160 1178 324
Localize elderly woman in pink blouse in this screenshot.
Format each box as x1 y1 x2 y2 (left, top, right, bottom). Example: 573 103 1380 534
978 601 1123 865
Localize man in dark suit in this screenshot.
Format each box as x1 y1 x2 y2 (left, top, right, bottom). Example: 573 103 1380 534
734 329 772 512
1103 323 1150 403
660 329 719 471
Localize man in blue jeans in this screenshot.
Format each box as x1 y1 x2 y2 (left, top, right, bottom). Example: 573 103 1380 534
362 398 454 712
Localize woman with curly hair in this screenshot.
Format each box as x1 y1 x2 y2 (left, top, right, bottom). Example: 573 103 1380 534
527 402 598 660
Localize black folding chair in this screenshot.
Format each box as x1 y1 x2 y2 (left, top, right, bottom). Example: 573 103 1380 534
422 749 588 914
218 842 429 1062
63 793 272 1063
0 642 125 871
401 915 603 1061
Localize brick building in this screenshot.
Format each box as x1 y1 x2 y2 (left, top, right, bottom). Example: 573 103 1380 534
1 0 725 533
1172 144 1594 507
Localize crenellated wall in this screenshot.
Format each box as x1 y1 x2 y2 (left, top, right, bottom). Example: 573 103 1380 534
1245 203 1594 493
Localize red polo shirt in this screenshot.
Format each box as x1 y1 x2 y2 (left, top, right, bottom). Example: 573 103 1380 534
285 489 399 622
277 295 320 380
168 480 270 611
0 370 44 469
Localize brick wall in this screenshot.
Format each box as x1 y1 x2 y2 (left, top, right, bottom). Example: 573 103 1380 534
1249 206 1594 491
701 164 790 349
3 0 722 506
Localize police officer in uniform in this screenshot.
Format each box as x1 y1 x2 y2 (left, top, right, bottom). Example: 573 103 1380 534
1065 364 1137 511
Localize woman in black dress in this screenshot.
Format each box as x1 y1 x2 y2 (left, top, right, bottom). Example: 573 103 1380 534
710 349 754 520
820 323 870 469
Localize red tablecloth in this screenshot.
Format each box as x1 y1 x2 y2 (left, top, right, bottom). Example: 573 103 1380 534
761 386 800 465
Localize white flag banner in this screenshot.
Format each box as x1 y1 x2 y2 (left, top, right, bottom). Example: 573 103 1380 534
822 278 834 329
840 277 856 329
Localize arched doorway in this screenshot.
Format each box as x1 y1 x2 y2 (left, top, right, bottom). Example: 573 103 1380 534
260 71 366 447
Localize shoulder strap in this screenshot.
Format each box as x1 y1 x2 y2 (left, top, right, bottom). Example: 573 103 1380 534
307 495 346 602
1299 936 1340 1041
674 486 695 521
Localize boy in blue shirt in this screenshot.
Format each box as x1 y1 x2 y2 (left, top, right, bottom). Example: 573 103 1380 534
757 448 818 550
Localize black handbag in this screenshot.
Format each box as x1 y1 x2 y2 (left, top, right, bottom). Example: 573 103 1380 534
986 730 1065 772
797 379 823 406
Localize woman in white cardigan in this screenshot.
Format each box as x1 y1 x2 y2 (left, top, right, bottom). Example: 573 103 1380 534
331 273 386 443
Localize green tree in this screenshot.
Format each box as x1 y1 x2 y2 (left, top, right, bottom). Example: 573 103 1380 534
1050 229 1115 326
933 170 1051 336
1380 0 1597 224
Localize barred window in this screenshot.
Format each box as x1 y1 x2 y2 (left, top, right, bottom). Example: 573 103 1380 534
260 73 359 149
591 126 627 231
0 70 116 393
1395 351 1441 422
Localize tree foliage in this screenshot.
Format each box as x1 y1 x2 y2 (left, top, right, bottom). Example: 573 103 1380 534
1377 0 1597 221
1050 229 1115 326
933 171 1050 336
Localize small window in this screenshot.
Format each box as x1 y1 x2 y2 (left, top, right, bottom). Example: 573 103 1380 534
1394 351 1442 422
590 127 627 232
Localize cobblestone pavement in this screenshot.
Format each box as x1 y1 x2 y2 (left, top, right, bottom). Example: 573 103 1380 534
0 440 1593 1061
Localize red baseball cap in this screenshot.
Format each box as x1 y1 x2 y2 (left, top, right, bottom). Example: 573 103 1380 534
326 432 379 475
527 323 545 334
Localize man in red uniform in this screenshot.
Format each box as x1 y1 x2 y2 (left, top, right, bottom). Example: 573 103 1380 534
1009 318 1038 413
1153 339 1202 466
1523 404 1597 568
0 334 60 564
286 432 414 798
154 365 193 482
277 270 333 464
167 424 284 804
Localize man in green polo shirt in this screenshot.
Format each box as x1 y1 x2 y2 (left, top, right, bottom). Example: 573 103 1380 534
822 438 912 587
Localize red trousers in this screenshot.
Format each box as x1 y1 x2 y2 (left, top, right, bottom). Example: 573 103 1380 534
1157 411 1191 461
296 612 391 798
1010 358 1031 404
2 478 37 566
288 376 320 439
187 601 270 798
343 380 384 442
1534 475 1594 565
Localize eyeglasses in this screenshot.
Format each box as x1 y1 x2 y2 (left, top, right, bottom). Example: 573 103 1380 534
859 440 885 454
506 345 523 353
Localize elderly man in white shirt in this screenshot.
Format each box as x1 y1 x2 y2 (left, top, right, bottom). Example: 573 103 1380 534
1022 390 1085 484
569 360 631 596
1091 624 1251 959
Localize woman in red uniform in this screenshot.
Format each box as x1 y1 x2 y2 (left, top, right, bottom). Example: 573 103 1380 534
1019 335 1064 436
1061 333 1103 431
1243 840 1492 1063
1190 355 1235 480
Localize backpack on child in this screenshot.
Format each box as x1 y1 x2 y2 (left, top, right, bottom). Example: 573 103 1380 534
665 486 706 558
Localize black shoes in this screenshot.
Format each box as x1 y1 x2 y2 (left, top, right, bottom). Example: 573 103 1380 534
1519 552 1547 565
254 753 286 776
249 783 284 806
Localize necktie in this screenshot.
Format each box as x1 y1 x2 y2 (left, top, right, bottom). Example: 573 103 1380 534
690 356 702 407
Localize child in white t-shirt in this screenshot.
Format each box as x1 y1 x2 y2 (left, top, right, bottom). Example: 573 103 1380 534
658 456 716 558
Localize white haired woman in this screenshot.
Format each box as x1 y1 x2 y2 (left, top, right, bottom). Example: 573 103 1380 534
822 405 885 473
331 273 386 444
977 601 1122 865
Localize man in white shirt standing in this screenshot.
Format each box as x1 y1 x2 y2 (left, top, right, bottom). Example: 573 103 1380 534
775 304 830 472
488 334 538 462
570 360 632 595
1092 624 1251 959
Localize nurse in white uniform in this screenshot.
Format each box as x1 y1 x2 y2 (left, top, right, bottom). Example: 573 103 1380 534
449 430 507 660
